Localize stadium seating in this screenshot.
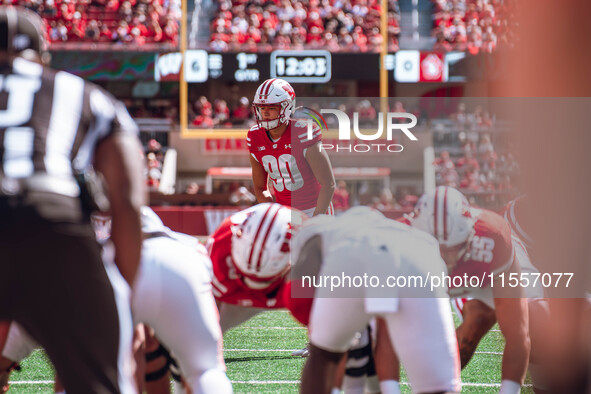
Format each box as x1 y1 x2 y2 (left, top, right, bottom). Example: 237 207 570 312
13 0 180 46
209 0 401 53
431 0 514 54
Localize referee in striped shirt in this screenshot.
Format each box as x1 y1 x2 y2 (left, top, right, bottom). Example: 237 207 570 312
0 6 145 393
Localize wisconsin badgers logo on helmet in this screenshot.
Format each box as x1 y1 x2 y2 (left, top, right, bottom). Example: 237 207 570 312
282 84 295 99
230 203 307 290
252 78 296 130
411 186 476 248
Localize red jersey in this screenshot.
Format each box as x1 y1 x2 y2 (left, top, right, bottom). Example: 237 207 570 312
207 214 289 308
448 208 515 297
247 120 322 211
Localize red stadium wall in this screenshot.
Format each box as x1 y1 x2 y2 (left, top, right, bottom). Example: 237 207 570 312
151 206 411 236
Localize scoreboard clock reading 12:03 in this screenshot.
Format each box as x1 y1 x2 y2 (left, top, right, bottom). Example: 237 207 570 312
270 50 332 83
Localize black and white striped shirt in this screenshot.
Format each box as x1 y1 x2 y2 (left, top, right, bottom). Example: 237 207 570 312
0 57 138 180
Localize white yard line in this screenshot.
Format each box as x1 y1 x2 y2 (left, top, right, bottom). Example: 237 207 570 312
8 380 532 387
223 349 502 355
239 326 306 329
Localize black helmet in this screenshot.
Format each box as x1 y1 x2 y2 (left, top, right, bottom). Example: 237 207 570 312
0 6 48 60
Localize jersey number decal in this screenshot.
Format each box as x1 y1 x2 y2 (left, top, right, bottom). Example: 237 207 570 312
0 74 42 177
471 236 495 263
262 154 304 192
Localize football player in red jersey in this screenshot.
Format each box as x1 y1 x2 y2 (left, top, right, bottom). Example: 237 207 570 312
207 203 308 332
409 186 530 394
247 78 335 217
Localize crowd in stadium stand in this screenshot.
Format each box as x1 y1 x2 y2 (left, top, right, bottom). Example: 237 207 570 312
12 0 180 45
433 103 518 197
432 0 515 54
210 0 401 53
145 138 165 190
190 96 255 128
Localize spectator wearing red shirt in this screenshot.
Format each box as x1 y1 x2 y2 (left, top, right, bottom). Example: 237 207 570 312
231 97 252 125
69 12 87 40
243 36 259 52
146 17 163 41
192 107 215 128
105 0 120 12
456 150 480 172
307 11 324 29
433 30 452 51
211 25 230 44
246 25 261 43
275 32 291 49
459 165 482 191
352 26 368 52
58 2 75 21
162 16 178 44
194 96 212 117
100 22 114 42
213 99 231 127
306 26 323 44
466 30 481 54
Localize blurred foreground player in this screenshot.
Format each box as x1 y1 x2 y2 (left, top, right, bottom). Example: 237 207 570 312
248 78 335 217
501 1 591 390
0 6 144 393
291 207 461 394
0 208 233 394
131 208 232 394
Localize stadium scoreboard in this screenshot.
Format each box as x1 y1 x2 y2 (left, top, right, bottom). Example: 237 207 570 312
270 50 332 83
155 51 379 83
151 50 468 83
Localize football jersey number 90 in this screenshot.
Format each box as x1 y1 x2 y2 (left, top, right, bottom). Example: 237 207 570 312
262 154 304 192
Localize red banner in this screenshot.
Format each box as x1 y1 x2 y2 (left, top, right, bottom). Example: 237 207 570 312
203 138 249 153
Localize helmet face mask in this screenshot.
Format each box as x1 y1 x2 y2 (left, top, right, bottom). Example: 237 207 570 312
252 79 295 130
230 203 307 290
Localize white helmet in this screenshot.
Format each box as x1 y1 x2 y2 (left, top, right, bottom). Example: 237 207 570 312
252 78 296 130
231 203 307 289
141 206 166 234
411 186 475 248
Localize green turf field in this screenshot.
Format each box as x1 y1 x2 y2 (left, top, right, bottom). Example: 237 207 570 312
6 310 533 393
